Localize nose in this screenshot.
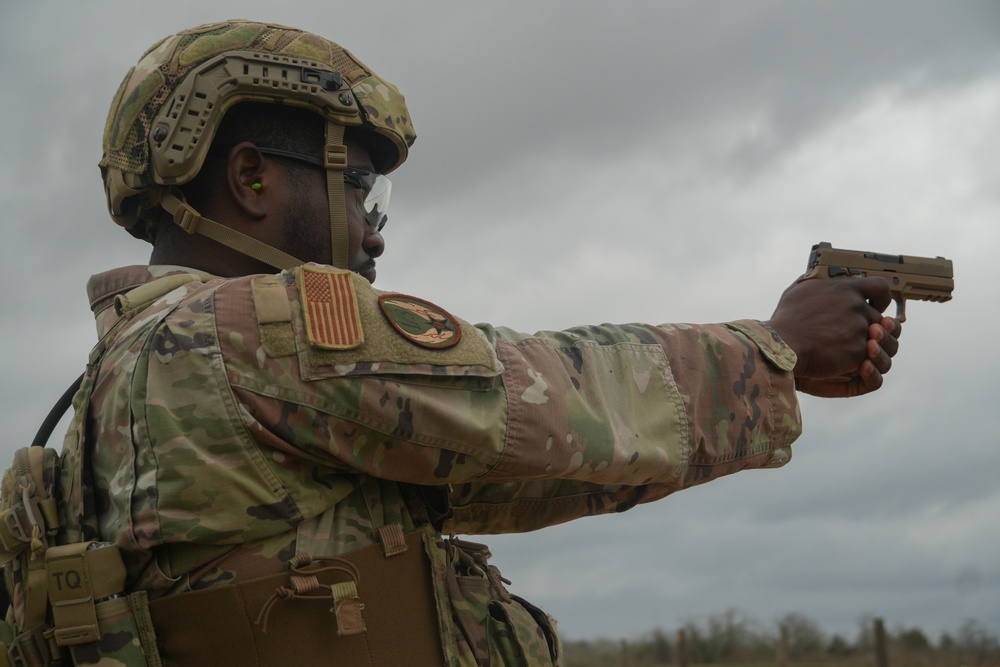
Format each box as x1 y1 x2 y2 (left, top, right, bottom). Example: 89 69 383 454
363 227 384 259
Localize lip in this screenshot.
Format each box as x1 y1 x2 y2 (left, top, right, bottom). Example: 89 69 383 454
359 261 377 284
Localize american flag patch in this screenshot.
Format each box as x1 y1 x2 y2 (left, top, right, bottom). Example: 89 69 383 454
298 267 363 349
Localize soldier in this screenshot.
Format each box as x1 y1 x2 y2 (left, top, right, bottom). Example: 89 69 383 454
2 19 899 667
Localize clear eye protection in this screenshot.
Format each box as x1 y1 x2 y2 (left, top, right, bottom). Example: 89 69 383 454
344 166 391 232
252 147 392 232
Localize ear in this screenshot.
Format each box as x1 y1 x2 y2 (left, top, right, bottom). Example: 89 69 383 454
224 141 271 219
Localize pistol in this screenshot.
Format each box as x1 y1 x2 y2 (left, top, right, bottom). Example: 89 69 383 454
802 242 954 322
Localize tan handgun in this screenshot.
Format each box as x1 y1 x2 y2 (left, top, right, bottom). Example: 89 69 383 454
802 242 954 322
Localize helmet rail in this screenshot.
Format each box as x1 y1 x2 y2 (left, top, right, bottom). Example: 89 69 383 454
149 51 362 186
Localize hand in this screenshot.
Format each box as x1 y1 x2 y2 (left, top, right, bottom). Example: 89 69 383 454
766 277 903 398
794 317 901 397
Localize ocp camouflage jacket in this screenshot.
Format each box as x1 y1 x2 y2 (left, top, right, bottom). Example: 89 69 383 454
57 263 801 665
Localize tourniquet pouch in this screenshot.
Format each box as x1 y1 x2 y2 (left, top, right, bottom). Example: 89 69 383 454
45 542 161 667
429 534 561 666
149 526 445 666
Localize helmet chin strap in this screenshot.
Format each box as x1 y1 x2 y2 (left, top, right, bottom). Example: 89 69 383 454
159 190 305 271
158 121 352 273
324 121 349 270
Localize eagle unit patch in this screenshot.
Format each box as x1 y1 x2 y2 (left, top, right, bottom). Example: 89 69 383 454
377 294 462 349
299 266 364 350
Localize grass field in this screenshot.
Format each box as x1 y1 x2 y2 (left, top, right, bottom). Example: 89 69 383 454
562 646 989 667
565 662 986 667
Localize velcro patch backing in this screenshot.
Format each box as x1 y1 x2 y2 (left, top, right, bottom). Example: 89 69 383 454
291 267 501 382
252 276 296 358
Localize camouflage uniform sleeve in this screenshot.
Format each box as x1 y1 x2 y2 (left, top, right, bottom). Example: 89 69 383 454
214 266 800 534
443 320 800 534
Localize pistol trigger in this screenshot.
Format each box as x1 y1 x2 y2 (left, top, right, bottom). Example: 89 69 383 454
894 299 907 324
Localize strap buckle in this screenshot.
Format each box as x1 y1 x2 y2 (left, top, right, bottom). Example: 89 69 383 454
0 480 54 559
323 144 348 171
172 200 202 234
8 625 59 667
1 507 31 548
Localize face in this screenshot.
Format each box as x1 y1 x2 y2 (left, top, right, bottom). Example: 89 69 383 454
280 134 385 283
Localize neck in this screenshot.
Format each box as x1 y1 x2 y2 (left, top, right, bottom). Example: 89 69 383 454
149 225 279 277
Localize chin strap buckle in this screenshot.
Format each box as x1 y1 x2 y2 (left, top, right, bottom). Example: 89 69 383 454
172 201 201 235
323 144 348 171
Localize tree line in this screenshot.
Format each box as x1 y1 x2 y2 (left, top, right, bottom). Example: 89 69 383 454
562 609 1000 666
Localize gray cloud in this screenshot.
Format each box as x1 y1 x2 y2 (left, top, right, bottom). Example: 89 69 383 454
2 0 997 645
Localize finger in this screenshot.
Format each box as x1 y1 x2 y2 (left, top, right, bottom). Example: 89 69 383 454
867 337 892 374
869 322 899 359
881 316 902 340
858 358 884 393
865 303 885 325
858 277 893 312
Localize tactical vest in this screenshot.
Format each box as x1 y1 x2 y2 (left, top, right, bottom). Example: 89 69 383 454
0 276 561 666
0 450 448 666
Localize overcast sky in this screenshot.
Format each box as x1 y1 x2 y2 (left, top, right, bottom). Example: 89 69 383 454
2 0 998 644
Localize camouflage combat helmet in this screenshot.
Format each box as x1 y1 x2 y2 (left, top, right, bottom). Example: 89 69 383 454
101 19 416 270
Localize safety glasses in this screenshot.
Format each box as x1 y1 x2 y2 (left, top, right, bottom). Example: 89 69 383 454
255 147 391 232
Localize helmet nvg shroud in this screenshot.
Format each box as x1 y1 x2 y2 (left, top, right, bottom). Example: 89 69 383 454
101 20 416 270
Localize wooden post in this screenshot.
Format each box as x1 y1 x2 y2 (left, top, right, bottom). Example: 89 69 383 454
619 639 630 667
676 628 688 667
652 628 671 664
874 617 889 667
776 624 789 667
